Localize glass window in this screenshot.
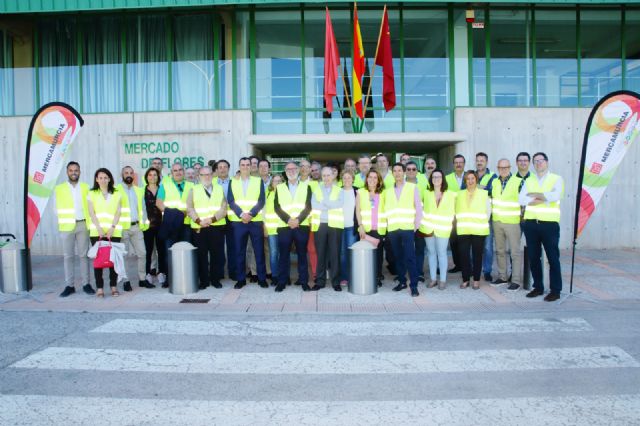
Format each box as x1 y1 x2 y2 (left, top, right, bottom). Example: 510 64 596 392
38 18 80 108
81 16 123 113
172 14 215 110
126 15 168 111
471 9 487 106
404 109 451 132
218 12 232 109
1 18 35 116
580 9 622 107
627 10 640 93
234 11 250 109
255 11 302 110
0 28 9 115
404 9 448 107
256 111 302 134
489 9 533 106
535 10 578 107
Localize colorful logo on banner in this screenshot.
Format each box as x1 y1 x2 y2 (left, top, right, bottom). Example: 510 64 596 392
25 103 84 246
577 92 640 237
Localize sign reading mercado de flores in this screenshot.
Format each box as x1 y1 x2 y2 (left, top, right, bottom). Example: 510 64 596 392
118 130 220 174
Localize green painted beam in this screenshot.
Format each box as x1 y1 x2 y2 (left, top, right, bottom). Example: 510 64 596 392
2 0 638 14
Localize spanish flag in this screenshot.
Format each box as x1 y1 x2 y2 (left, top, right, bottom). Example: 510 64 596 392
352 4 365 119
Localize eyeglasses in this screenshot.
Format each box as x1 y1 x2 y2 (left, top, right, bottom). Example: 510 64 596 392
406 168 417 171
199 173 212 177
533 159 547 164
285 168 297 172
497 166 510 170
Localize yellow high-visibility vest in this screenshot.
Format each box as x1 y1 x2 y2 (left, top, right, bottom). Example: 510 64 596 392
354 173 366 189
455 189 490 236
54 182 89 232
227 176 263 222
275 181 310 227
491 176 523 225
116 184 149 231
383 182 417 232
445 172 464 193
88 189 124 238
381 172 395 190
357 188 387 235
311 184 344 231
264 190 279 236
523 173 563 222
190 184 226 229
163 180 193 225
420 190 456 238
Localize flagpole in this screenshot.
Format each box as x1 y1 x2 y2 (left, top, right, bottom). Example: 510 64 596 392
360 4 387 132
339 58 358 132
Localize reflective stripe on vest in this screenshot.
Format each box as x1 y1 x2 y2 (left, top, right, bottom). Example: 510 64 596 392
163 180 193 225
491 176 522 225
419 190 456 238
384 182 417 232
227 176 263 222
191 184 226 229
88 190 123 238
116 184 149 231
264 191 279 235
311 184 344 231
455 189 490 236
358 188 386 235
523 173 563 222
55 182 89 232
276 181 310 227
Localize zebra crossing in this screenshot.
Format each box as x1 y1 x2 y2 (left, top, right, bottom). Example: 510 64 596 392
2 314 639 425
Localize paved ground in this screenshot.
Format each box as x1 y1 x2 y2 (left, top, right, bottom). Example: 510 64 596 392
0 249 638 424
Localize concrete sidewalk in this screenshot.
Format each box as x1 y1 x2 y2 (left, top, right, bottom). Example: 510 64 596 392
1 249 638 314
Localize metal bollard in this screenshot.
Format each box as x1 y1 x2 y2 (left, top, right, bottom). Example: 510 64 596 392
349 240 377 295
168 242 198 295
0 236 29 294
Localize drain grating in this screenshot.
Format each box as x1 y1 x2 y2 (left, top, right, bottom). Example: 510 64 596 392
179 298 211 304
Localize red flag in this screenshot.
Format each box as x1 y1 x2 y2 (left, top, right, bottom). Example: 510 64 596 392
324 8 340 114
352 4 365 119
375 7 396 112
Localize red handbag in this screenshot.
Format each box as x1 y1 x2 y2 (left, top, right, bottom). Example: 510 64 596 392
93 239 114 269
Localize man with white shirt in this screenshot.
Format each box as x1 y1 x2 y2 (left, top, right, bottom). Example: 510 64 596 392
519 152 565 302
56 162 95 297
216 159 236 281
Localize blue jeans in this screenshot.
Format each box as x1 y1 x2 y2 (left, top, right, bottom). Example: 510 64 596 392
268 234 279 279
387 230 418 290
426 236 449 283
340 227 358 282
483 222 494 275
415 233 426 278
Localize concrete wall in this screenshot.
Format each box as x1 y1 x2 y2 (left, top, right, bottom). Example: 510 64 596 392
454 107 640 249
0 110 252 254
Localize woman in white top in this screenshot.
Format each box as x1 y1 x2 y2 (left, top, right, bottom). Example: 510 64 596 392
339 170 358 285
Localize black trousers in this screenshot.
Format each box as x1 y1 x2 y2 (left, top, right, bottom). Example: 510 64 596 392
314 223 342 286
366 230 385 282
458 234 486 282
449 219 461 269
192 225 225 285
90 236 121 289
143 226 166 275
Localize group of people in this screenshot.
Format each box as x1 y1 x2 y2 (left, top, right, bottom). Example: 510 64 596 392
55 150 565 301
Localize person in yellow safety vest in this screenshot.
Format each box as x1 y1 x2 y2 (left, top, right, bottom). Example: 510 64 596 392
455 170 491 290
340 158 358 188
383 162 423 297
116 166 153 292
376 153 398 280
338 170 358 286
355 169 387 287
353 154 372 189
475 152 497 283
400 153 430 190
445 154 467 275
420 169 457 290
423 156 438 190
298 159 319 282
56 161 96 298
156 162 194 288
227 157 268 289
186 165 227 290
258 159 274 281
310 166 344 292
519 152 565 302
405 161 428 283
86 168 123 298
264 174 284 285
490 159 524 291
273 161 313 292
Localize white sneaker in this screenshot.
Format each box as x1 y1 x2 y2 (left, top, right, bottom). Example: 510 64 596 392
146 273 156 284
157 273 166 284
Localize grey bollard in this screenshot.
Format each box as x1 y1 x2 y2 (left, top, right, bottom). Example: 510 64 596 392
0 239 29 294
349 240 377 295
168 241 198 295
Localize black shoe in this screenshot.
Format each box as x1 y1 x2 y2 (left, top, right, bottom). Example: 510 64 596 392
377 280 383 287
448 266 461 273
526 289 544 298
139 280 156 289
507 283 520 291
544 293 560 302
332 285 342 292
161 282 169 289
311 284 325 291
234 280 246 289
198 283 209 290
301 283 311 292
418 276 425 283
211 281 222 289
266 273 273 280
249 274 258 283
293 280 302 286
81 284 95 295
275 283 286 292
59 286 75 297
491 278 509 286
258 281 268 288
392 283 408 292
123 281 133 292
484 273 493 282
411 288 419 297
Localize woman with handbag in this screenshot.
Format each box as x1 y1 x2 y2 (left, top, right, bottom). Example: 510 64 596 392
420 169 456 290
355 170 386 287
87 168 123 298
